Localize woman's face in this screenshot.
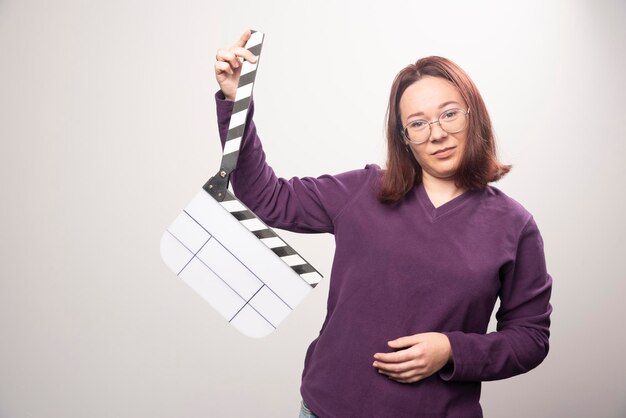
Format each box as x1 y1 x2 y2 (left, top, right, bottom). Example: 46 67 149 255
399 75 469 182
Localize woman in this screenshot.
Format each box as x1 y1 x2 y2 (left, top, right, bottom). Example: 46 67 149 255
214 30 552 418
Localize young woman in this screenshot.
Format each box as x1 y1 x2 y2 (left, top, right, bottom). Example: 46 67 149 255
214 30 552 418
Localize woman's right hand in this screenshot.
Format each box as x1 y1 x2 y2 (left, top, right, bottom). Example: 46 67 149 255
214 29 258 101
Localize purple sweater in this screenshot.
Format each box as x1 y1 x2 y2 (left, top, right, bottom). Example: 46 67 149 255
215 91 552 418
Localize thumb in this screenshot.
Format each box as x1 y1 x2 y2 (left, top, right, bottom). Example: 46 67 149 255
388 334 424 348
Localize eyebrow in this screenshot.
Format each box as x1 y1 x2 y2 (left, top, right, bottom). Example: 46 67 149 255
406 101 462 119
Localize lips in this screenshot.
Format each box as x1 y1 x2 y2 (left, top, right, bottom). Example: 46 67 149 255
433 146 455 155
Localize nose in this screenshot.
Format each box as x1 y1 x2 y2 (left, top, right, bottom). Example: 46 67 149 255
428 121 447 142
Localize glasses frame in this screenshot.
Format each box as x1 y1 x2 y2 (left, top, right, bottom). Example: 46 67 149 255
401 107 471 145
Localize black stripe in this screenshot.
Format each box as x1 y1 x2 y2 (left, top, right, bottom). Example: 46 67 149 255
272 246 296 257
221 152 239 172
248 43 262 56
238 70 256 87
233 97 251 114
231 210 255 221
227 124 245 140
292 264 316 275
222 191 236 201
253 229 276 239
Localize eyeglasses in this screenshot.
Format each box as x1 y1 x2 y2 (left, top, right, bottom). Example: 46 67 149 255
401 107 470 145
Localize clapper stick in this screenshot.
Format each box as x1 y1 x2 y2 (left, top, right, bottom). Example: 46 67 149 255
160 30 323 338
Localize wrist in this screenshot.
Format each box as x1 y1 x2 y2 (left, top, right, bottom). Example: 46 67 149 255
215 90 235 102
443 334 453 363
221 90 235 102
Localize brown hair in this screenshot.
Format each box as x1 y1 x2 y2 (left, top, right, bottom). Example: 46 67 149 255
379 56 511 203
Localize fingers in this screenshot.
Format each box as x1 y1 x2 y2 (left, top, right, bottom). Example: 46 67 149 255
214 60 233 76
213 30 258 101
373 359 418 374
373 344 427 383
379 368 421 381
373 347 415 363
373 333 450 384
216 47 257 67
385 373 423 384
388 334 422 348
374 359 429 384
235 29 252 48
376 364 426 383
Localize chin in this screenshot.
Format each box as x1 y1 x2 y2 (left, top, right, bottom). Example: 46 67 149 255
433 165 458 179
437 172 456 180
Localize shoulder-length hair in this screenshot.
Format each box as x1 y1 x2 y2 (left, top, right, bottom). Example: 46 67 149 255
378 56 511 203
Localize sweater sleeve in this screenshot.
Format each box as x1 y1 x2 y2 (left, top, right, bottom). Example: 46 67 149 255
439 216 553 382
214 90 372 234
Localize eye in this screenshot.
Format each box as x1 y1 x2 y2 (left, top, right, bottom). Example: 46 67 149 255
441 109 460 120
408 120 427 129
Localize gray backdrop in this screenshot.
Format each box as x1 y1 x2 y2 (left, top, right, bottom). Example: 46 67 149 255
1 0 625 417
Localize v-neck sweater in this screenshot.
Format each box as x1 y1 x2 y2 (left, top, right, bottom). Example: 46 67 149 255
215 91 553 418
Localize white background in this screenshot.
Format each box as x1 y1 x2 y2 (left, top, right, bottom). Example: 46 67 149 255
1 0 625 417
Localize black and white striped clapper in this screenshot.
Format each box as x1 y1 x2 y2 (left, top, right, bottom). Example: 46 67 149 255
160 30 323 338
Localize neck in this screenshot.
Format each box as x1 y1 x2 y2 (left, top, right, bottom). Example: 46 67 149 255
421 172 467 208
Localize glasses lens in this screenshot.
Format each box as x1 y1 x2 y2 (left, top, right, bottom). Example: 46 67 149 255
404 120 429 144
440 109 467 133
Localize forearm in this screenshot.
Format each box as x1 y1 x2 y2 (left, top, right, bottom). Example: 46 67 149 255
441 325 550 381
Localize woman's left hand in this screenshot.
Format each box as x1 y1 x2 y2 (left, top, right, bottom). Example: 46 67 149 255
373 332 453 384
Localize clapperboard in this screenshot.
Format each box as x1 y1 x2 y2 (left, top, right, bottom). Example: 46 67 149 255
160 30 323 338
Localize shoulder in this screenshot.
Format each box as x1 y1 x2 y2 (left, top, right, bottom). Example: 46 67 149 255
295 163 381 201
317 163 381 186
363 163 383 183
339 163 382 177
478 185 535 231
482 185 530 215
